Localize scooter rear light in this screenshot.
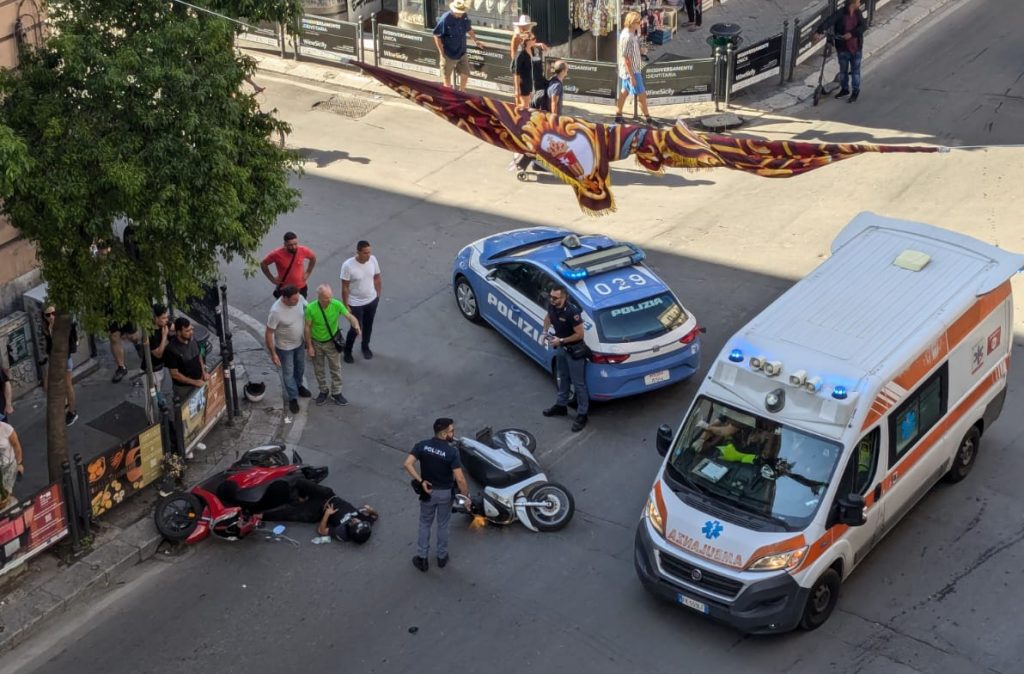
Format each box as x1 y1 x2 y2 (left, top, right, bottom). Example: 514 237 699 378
589 351 630 364
679 325 701 345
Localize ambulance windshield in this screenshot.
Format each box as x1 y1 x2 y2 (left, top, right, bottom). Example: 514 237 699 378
665 396 843 530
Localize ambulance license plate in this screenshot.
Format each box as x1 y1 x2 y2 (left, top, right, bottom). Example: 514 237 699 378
677 594 709 614
645 370 670 386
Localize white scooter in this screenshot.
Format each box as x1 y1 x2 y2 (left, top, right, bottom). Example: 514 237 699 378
452 427 575 532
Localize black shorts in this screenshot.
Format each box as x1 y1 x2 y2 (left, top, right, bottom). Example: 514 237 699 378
108 321 136 335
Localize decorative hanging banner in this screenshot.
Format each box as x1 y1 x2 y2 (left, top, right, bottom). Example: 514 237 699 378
354 61 940 215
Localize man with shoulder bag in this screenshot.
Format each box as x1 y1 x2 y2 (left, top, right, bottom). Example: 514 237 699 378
304 284 360 406
542 286 590 432
261 231 317 299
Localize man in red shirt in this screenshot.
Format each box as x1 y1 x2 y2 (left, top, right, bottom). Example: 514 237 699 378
261 232 317 298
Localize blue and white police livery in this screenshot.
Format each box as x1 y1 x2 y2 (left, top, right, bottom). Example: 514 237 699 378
451 227 702 400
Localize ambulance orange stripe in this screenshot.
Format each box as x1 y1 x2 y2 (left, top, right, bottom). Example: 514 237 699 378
861 281 1011 431
744 534 806 569
799 355 1008 573
654 479 668 531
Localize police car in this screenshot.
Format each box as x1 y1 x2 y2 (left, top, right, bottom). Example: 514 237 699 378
451 227 702 400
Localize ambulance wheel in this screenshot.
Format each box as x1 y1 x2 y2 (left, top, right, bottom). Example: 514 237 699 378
454 276 483 324
799 568 840 631
945 426 980 483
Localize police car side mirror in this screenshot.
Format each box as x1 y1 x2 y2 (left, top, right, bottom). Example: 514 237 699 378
485 269 498 281
837 493 866 527
656 424 673 456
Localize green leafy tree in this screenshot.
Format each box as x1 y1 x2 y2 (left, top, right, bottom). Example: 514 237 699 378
0 0 301 482
0 124 30 196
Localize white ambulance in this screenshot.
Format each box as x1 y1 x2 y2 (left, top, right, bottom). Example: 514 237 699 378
634 213 1022 633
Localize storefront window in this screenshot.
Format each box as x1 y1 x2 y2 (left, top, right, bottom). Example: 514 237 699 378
436 0 520 32
398 0 426 27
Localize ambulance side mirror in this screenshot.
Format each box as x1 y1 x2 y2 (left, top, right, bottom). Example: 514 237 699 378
656 424 673 456
836 493 866 527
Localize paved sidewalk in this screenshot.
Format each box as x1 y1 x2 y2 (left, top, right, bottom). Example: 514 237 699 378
249 0 961 120
0 314 286 653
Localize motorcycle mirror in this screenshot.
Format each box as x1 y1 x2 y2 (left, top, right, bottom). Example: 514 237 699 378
291 449 303 464
656 424 673 456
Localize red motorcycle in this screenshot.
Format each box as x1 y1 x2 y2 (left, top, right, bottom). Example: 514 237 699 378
154 446 328 544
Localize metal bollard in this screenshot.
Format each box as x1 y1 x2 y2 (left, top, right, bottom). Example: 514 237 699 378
171 396 187 458
371 13 379 67
357 15 364 63
780 20 789 86
724 42 736 109
788 17 801 82
712 45 724 112
220 284 241 419
73 453 93 533
61 461 82 553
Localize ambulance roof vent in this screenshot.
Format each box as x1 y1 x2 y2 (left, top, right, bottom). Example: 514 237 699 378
893 249 931 272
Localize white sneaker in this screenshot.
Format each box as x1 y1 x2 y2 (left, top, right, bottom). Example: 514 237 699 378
311 536 331 545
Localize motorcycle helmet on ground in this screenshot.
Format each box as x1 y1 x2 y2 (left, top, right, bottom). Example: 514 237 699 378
244 381 266 402
332 517 372 544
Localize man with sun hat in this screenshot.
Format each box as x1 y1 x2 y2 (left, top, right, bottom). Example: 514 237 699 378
433 0 485 91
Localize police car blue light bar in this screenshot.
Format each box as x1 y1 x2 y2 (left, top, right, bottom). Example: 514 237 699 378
558 265 589 280
831 385 848 400
560 243 645 278
728 349 744 362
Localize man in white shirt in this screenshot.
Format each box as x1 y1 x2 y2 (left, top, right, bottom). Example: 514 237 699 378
340 240 383 363
265 285 312 414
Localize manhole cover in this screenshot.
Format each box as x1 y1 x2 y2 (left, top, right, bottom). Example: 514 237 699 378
312 95 380 120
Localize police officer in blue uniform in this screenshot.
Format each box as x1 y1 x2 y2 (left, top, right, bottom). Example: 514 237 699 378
404 418 469 572
542 286 590 432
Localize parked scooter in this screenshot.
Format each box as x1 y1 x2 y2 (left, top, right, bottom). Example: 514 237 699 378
812 30 843 106
452 427 574 532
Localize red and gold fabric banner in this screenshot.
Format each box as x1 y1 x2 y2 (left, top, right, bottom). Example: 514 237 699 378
356 62 939 215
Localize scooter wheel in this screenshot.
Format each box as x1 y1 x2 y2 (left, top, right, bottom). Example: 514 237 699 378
154 492 204 541
524 481 575 532
495 428 537 453
516 171 528 182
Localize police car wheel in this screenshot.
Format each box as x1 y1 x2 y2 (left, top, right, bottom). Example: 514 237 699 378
454 276 483 324
944 426 980 484
799 568 840 631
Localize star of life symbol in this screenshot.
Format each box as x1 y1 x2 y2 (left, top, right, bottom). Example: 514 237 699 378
971 342 984 373
701 520 723 540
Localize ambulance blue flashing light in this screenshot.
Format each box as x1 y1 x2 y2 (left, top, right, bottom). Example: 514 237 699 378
728 349 744 363
831 386 848 400
558 265 589 281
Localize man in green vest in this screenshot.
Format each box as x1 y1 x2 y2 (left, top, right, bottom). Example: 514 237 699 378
304 284 361 406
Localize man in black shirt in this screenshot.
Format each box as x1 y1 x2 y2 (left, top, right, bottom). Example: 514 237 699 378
262 479 377 544
403 417 469 572
164 317 208 402
542 286 590 432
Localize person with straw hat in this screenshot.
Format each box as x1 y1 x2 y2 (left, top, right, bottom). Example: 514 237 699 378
433 0 485 91
509 14 547 111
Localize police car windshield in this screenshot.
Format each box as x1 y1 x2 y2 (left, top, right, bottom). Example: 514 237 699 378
595 292 687 343
666 397 843 531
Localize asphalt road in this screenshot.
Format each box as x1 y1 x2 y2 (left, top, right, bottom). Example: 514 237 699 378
6 1 1024 672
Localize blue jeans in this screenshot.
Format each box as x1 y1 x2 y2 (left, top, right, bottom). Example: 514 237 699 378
838 51 862 93
417 488 453 559
555 347 589 416
276 345 306 401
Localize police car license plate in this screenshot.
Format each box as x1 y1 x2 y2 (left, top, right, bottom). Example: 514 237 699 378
677 594 709 614
644 370 670 386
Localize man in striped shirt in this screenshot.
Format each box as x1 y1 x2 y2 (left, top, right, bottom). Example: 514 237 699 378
614 11 658 127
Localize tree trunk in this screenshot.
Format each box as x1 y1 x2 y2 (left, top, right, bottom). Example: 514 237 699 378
45 312 72 484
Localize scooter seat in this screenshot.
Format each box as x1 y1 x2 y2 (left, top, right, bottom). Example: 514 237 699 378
218 479 292 512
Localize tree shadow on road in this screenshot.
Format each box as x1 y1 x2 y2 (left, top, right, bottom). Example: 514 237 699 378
296 148 372 167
